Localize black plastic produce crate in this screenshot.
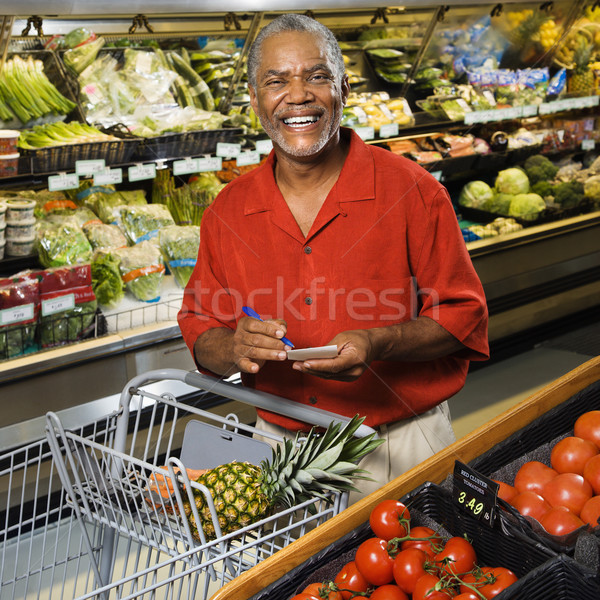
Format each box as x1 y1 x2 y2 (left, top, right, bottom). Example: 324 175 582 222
249 481 558 600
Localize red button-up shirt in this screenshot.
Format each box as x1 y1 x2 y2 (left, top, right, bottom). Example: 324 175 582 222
178 129 489 430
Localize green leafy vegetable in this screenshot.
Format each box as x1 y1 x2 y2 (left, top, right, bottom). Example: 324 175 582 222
114 241 165 302
119 203 175 244
458 180 494 209
158 225 200 288
508 193 546 221
37 220 94 268
495 168 530 196
91 250 125 308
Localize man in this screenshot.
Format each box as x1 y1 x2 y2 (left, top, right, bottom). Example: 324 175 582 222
178 14 489 499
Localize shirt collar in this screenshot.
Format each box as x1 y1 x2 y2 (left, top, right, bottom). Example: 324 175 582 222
244 128 375 216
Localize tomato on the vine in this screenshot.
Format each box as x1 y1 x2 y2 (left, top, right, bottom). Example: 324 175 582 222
369 499 411 540
542 472 592 515
412 573 454 600
550 436 598 475
368 584 409 600
354 537 395 586
302 582 343 600
540 506 585 536
290 594 319 600
574 410 600 449
460 566 518 599
434 536 477 576
454 594 479 600
400 526 442 557
513 461 557 495
392 547 428 594
333 561 369 600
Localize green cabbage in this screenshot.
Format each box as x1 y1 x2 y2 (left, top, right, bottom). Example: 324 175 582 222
495 168 530 195
508 193 546 221
487 193 514 215
458 181 494 209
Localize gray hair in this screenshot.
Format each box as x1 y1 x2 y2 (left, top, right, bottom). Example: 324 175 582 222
247 13 345 89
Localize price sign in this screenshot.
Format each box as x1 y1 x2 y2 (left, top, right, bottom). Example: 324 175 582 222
48 172 79 192
453 461 499 526
379 123 399 138
354 126 375 141
256 139 273 154
173 158 199 176
76 159 106 177
129 163 157 182
42 294 75 316
94 168 122 186
429 170 443 181
196 156 222 172
582 139 596 151
237 150 261 167
0 304 34 326
216 142 241 158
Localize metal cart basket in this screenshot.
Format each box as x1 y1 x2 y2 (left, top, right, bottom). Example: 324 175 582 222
43 368 375 599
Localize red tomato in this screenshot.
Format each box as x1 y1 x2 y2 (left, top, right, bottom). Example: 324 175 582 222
574 410 600 449
583 454 600 495
400 526 442 557
513 461 557 495
542 472 593 515
412 573 454 600
303 582 343 600
510 491 551 522
369 500 410 540
454 594 479 600
460 566 518 599
354 537 395 586
492 479 517 503
368 584 410 600
334 561 370 600
580 495 600 528
434 536 477 576
290 594 319 600
392 547 428 594
540 506 585 536
551 436 598 475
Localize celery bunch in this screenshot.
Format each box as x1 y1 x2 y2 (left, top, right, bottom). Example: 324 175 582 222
0 55 77 124
18 121 119 149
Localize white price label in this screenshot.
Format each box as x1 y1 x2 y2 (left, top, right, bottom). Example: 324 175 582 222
42 294 75 316
465 110 495 125
94 168 123 186
173 158 200 176
216 142 241 157
354 126 375 141
76 159 106 176
256 139 274 154
582 139 596 151
237 151 260 167
430 170 443 181
0 303 34 326
521 105 538 118
379 123 399 138
196 156 222 172
128 163 157 182
48 173 79 192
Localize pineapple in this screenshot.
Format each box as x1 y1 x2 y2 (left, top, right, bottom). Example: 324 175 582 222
569 35 594 94
182 415 383 540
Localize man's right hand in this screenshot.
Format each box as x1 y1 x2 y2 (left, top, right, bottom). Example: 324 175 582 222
234 316 291 373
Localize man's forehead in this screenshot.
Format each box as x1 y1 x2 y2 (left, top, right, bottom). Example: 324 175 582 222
257 31 331 71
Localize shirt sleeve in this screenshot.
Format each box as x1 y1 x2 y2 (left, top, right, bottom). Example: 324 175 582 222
177 204 237 370
412 185 489 361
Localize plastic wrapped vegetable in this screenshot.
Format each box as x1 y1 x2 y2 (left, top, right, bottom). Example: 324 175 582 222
38 264 97 348
44 207 101 228
119 203 175 245
0 276 40 359
158 225 200 288
83 222 128 250
37 220 94 268
114 241 165 302
63 36 105 75
93 189 147 224
91 249 125 308
457 180 494 209
494 168 530 195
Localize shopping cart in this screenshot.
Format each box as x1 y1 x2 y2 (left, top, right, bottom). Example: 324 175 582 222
43 367 376 599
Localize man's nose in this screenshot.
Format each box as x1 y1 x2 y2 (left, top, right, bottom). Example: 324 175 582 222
286 77 313 103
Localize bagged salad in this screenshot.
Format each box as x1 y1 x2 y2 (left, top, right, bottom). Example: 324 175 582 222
114 241 165 302
38 264 98 348
119 203 175 245
37 219 94 268
91 249 125 308
158 225 200 288
83 222 128 250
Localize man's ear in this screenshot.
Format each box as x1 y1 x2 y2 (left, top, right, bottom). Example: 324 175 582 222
248 84 258 114
341 74 350 106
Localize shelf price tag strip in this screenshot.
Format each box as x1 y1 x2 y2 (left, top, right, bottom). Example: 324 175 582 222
129 163 157 182
94 168 122 186
48 172 79 192
452 460 499 527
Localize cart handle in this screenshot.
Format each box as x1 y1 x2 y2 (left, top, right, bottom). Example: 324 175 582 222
119 368 377 438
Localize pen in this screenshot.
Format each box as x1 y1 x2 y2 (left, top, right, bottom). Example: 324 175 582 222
242 306 295 348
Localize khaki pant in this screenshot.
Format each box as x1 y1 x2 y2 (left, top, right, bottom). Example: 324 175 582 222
254 401 456 504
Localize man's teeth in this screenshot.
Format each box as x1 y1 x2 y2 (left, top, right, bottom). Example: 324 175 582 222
283 115 319 125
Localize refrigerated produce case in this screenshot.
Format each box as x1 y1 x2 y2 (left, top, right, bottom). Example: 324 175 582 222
0 0 599 428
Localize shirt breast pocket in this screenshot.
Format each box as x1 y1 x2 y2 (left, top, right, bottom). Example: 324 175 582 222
333 276 417 327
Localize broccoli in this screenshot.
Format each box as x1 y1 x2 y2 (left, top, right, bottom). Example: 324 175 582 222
523 154 559 185
531 180 554 200
552 180 585 209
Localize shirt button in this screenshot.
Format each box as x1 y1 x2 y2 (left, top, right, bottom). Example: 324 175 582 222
304 296 312 305
304 246 312 254
309 396 317 404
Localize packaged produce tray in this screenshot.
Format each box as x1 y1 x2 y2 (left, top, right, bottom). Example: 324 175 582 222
134 127 243 161
250 481 563 600
24 136 142 173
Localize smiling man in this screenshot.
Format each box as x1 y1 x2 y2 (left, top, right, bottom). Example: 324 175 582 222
178 14 489 500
